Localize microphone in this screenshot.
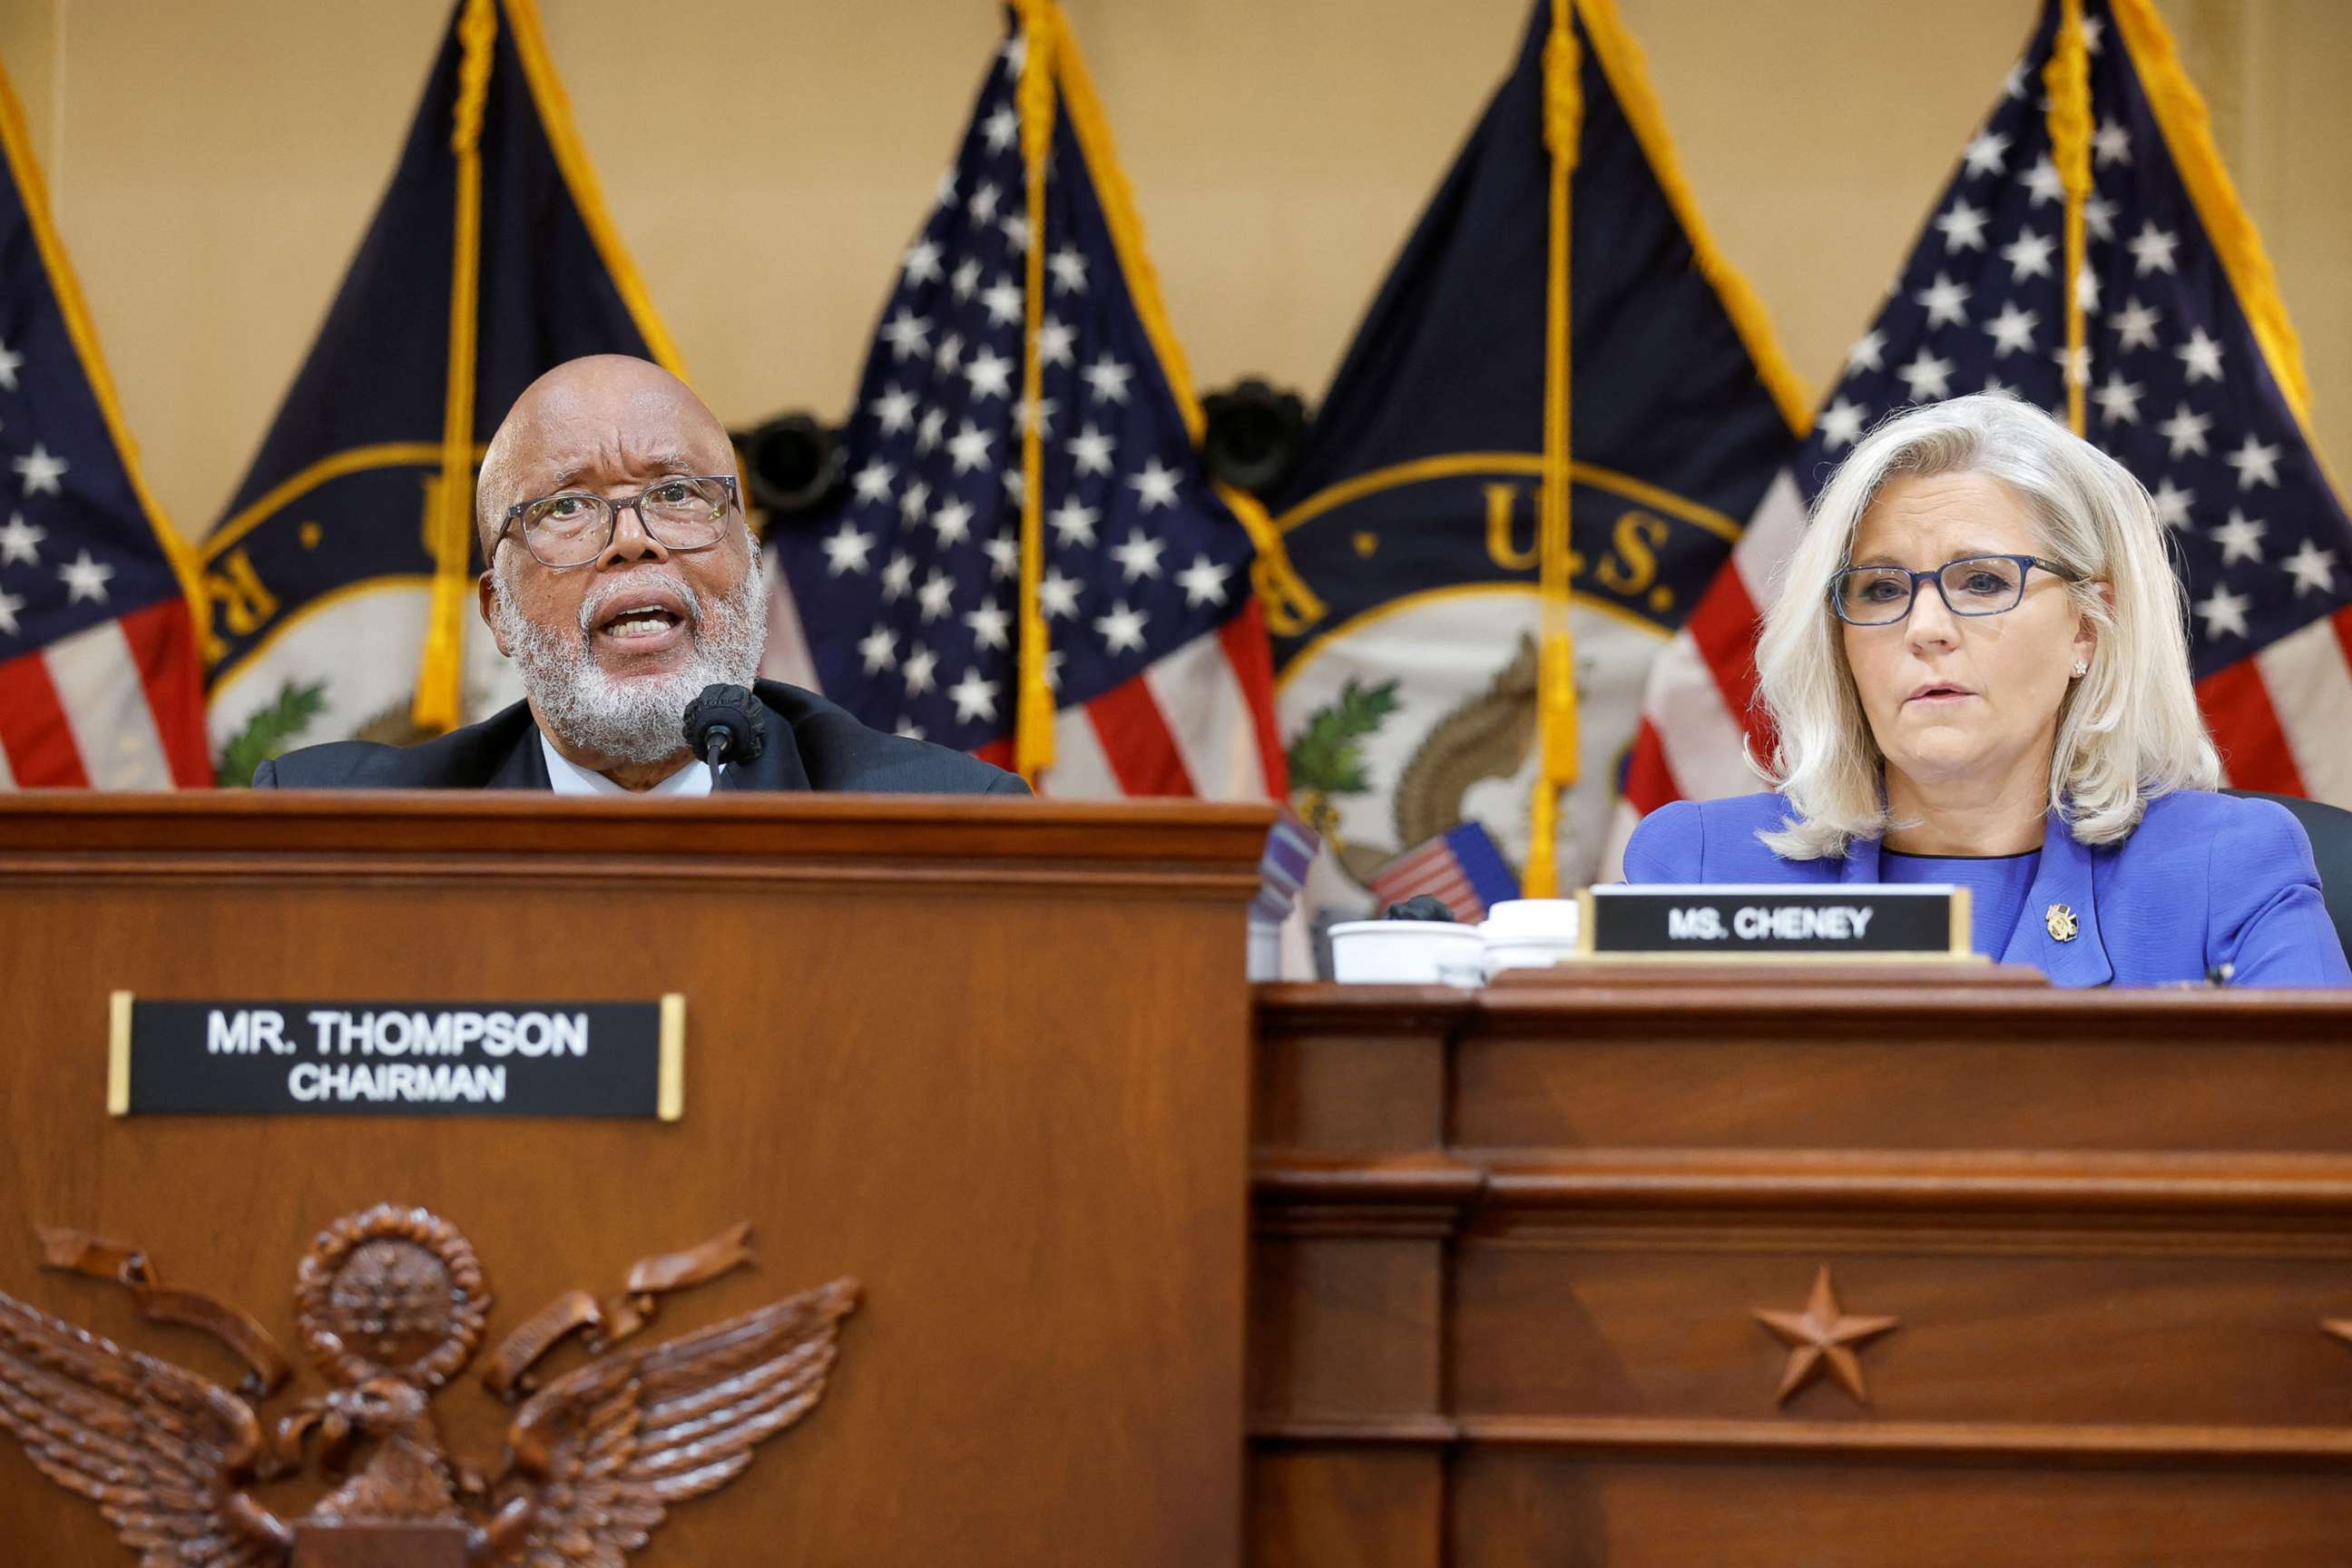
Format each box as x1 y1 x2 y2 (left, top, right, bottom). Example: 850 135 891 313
681 684 766 770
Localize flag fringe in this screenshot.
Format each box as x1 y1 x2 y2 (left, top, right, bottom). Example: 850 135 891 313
1573 0 1813 437
2107 0 2313 427
501 0 690 379
2045 0 2092 435
0 54 210 671
1049 10 1320 629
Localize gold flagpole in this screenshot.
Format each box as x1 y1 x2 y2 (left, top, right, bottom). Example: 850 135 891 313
1524 0 1583 898
2046 0 2092 437
412 0 497 733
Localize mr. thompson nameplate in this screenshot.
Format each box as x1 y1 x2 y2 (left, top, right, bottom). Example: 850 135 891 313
107 995 684 1119
1577 886 1974 959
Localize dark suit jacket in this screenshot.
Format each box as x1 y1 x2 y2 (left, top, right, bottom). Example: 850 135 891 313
250 681 1028 796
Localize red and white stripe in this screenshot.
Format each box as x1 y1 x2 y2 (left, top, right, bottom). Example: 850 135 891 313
1604 468 2352 872
0 598 211 789
971 598 1287 801
1368 836 1486 923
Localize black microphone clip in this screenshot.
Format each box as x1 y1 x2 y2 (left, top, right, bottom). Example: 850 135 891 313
681 684 766 770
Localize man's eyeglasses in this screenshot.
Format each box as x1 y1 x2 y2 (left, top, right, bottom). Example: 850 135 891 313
1830 553 2081 626
495 475 738 569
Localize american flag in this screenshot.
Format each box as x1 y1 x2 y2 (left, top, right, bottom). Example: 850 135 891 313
1613 0 2352 857
1371 821 1521 924
0 66 209 788
765 7 1284 799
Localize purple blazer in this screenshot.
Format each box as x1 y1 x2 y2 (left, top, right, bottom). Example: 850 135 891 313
1622 789 2350 987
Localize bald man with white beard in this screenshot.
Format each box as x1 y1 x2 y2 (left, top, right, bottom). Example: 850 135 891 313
254 356 1024 796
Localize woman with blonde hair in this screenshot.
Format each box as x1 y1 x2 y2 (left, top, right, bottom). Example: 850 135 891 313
1624 393 2347 985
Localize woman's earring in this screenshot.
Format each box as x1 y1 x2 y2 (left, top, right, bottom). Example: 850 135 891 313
2072 660 2089 678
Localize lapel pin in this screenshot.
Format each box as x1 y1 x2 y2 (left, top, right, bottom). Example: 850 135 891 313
2044 903 2079 943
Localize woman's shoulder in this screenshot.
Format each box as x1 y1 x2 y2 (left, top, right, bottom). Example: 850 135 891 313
1622 792 1802 882
2122 788 2313 854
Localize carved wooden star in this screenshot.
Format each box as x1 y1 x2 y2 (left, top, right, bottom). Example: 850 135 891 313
1753 1266 1900 1406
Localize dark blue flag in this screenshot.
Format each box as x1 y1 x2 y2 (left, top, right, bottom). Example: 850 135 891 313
199 0 682 781
1269 0 1808 908
0 59 211 787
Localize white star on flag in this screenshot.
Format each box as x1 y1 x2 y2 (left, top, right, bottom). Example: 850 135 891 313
0 338 22 391
902 240 944 285
2149 477 2194 531
1176 554 1231 608
1081 354 1132 403
2000 228 2056 280
1039 566 1083 620
1935 201 1990 252
0 511 41 565
1896 348 1955 403
1094 599 1147 653
821 522 876 575
916 568 955 622
1962 131 2010 176
1818 397 1867 449
2091 373 2144 425
902 642 938 695
1048 497 1099 546
946 421 995 475
947 668 1000 723
1916 272 1973 328
858 624 897 673
1128 458 1181 510
964 347 1014 400
851 458 895 505
0 585 22 636
2175 327 2224 383
2158 403 2211 458
2283 539 2337 596
58 549 113 603
1110 527 1166 582
2126 220 2179 276
13 443 67 496
1047 247 1088 294
2224 435 2281 491
2196 583 2251 639
933 497 975 545
964 597 1011 651
1067 424 1116 476
1984 302 2039 358
2111 298 2161 350
2212 508 2267 564
980 279 1023 327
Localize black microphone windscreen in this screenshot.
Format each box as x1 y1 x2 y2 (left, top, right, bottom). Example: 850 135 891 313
681 684 766 765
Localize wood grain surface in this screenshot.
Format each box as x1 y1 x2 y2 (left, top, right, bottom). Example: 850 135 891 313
1252 975 2352 1566
0 792 1268 1568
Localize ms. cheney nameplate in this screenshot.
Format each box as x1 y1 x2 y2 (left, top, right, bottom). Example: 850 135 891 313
1578 886 1975 959
107 994 684 1119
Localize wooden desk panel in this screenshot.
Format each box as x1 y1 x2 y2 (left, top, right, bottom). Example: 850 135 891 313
0 795 1269 1568
1251 978 2352 1567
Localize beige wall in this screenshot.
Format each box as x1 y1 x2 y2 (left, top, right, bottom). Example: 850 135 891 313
5 0 2349 539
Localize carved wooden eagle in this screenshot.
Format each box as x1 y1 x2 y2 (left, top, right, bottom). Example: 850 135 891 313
0 1225 856 1566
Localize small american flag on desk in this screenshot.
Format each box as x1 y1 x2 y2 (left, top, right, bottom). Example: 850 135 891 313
766 2 1296 799
1616 0 2352 853
0 63 209 788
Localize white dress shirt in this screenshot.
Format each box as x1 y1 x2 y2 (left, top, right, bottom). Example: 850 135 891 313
538 733 718 797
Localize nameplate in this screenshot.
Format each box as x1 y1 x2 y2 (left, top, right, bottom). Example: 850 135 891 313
106 995 683 1120
1576 886 1974 959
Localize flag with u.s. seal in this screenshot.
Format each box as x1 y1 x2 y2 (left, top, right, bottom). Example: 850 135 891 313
1269 0 1808 916
199 0 683 783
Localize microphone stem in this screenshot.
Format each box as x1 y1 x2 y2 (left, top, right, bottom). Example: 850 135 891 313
703 735 728 771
